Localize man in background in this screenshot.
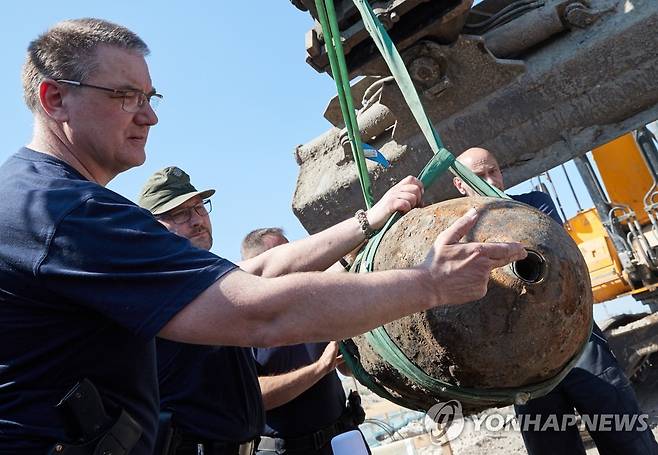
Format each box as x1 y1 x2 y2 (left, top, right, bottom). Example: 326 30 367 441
242 228 369 455
139 166 262 454
453 147 658 455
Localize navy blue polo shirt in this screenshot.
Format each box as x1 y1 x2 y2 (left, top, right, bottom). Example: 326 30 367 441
157 340 263 441
254 343 346 437
511 191 563 224
0 148 236 454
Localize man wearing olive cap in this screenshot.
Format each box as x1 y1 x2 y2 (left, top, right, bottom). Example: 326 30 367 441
139 167 263 454
139 167 215 251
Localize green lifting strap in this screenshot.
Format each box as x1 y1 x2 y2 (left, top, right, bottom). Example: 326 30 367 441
313 0 593 407
314 0 374 208
350 0 508 199
363 319 593 405
338 338 410 407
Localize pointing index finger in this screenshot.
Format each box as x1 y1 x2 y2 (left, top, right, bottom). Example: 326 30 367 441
435 208 479 245
477 242 527 264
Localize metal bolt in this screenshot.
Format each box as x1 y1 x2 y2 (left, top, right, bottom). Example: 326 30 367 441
564 2 602 28
409 56 443 84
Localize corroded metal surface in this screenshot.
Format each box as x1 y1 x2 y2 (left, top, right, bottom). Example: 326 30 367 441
348 197 593 412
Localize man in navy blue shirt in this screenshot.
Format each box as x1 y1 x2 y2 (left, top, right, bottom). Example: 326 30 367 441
453 147 658 455
0 18 527 454
138 166 264 454
242 229 368 455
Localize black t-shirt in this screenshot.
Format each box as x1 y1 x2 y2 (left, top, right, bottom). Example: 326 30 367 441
157 340 264 441
0 148 236 454
254 343 346 438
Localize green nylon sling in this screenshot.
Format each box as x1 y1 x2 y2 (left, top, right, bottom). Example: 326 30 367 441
314 0 591 408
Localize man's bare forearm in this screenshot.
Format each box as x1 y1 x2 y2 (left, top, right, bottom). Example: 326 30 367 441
238 176 424 277
258 363 328 411
160 267 435 347
238 216 363 277
159 209 527 348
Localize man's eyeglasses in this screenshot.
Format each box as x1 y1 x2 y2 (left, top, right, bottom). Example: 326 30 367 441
159 199 212 225
56 79 163 113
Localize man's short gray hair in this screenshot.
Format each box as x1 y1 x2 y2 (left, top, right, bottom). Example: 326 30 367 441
241 227 286 260
22 18 149 112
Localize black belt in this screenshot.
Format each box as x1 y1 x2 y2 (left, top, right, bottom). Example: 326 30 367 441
259 419 354 453
175 433 258 455
258 391 366 454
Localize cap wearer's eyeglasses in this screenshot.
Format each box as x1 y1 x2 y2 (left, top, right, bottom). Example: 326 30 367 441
158 199 212 225
56 79 163 113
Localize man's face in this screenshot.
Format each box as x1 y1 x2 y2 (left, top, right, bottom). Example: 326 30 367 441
157 195 214 250
454 149 505 196
63 45 158 179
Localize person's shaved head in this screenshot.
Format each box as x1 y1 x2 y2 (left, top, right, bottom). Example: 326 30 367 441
453 147 505 196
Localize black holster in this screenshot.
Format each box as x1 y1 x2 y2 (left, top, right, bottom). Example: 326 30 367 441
49 378 142 455
345 390 366 426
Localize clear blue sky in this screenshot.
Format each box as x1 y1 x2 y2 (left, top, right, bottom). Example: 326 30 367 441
1 2 652 321
0 2 336 263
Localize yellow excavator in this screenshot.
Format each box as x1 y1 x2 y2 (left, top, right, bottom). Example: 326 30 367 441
559 126 658 381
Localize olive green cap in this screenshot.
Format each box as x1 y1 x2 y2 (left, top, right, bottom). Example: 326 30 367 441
138 166 215 215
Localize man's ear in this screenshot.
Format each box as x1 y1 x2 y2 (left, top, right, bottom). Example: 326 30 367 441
39 79 69 122
453 177 467 196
